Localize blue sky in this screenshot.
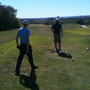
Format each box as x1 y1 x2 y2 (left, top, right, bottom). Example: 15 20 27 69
0 0 90 18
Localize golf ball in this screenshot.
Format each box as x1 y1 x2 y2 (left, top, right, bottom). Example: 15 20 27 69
86 48 89 51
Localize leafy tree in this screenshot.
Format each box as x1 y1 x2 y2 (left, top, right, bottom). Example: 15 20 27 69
0 3 20 31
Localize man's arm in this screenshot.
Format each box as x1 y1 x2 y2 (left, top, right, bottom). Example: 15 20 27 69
16 35 19 46
60 25 63 37
26 37 30 53
16 35 20 49
61 28 63 37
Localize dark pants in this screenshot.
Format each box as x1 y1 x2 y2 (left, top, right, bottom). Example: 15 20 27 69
15 44 35 73
53 34 61 50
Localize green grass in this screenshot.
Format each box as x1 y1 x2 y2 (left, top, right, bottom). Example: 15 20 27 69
0 24 90 90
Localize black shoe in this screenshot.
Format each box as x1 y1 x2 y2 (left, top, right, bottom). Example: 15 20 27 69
56 49 59 53
32 65 38 70
58 49 61 51
58 49 61 53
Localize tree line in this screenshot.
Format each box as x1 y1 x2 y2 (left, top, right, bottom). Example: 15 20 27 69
20 16 90 25
0 3 20 31
60 16 90 25
45 16 90 25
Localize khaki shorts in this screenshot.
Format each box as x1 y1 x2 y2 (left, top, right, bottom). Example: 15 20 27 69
54 34 61 43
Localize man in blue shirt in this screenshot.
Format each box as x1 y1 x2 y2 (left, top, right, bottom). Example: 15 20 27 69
15 20 38 76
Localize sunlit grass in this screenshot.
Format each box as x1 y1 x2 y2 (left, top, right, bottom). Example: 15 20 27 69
66 28 90 36
0 24 90 90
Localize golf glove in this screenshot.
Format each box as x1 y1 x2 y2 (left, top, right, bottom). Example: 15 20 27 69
17 45 20 49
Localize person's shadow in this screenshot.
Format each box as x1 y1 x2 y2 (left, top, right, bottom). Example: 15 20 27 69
58 52 72 59
20 69 39 90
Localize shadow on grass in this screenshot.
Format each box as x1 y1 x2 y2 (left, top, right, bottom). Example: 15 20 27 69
20 69 39 90
58 52 72 59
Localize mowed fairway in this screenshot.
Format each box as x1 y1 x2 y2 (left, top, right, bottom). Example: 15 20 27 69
0 24 90 90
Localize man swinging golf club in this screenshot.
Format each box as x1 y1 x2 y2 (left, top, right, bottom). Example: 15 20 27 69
15 20 38 76
51 17 63 53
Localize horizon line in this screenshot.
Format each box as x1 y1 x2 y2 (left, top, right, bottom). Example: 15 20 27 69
17 15 90 19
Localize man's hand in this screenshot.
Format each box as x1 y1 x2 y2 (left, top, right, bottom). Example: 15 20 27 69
17 45 20 49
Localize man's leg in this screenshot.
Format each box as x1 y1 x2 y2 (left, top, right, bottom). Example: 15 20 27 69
54 41 58 52
54 37 58 52
54 34 59 52
26 46 38 69
15 51 25 75
58 42 61 51
58 36 61 51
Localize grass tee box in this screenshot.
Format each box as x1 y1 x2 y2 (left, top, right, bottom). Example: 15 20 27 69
0 24 90 90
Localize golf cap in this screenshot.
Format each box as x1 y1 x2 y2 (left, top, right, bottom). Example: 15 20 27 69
23 20 29 24
56 16 59 21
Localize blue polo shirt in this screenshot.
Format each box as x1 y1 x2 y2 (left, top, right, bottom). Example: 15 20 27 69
17 27 30 44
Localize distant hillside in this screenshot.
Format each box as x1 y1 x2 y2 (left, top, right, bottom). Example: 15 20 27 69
19 15 90 25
